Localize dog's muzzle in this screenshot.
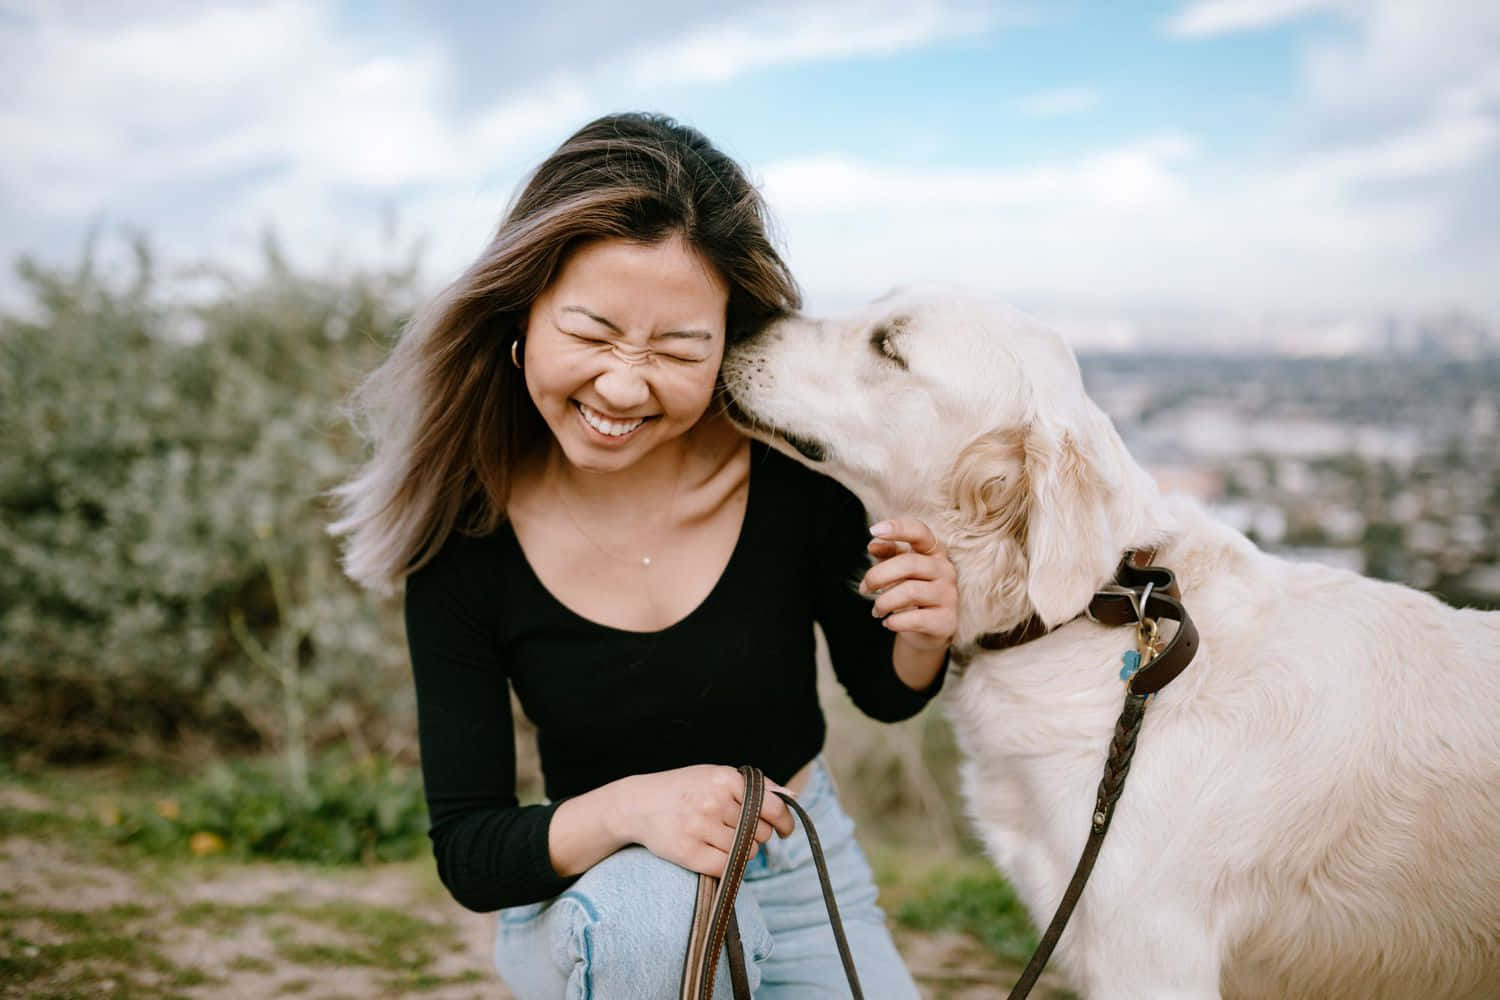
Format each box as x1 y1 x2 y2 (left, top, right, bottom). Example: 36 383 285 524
720 388 829 463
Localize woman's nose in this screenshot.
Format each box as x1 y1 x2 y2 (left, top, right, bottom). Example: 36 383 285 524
592 363 651 411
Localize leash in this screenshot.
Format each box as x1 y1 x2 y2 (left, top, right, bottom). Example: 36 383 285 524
1001 553 1199 999
681 553 1196 999
680 764 864 1000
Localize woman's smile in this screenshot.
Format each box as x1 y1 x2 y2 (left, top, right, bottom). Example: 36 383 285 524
574 400 656 441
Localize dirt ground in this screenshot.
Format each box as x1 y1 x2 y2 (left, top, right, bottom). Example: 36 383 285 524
1 782 1071 999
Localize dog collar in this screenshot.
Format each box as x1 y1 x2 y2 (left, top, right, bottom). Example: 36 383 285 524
963 549 1199 697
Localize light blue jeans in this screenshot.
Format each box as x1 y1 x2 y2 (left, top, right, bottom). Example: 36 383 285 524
494 758 919 998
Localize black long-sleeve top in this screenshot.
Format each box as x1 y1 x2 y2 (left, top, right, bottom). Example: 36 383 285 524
402 441 947 912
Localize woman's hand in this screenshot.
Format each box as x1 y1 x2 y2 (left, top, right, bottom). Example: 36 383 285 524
860 517 959 654
614 765 796 877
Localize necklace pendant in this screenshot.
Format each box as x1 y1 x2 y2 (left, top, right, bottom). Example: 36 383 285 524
641 555 652 567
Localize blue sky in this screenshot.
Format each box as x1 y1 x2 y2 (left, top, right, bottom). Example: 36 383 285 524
2 0 1497 345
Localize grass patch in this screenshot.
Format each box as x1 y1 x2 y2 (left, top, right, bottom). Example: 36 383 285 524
227 953 276 973
0 806 89 840
1 763 497 998
892 865 1040 965
175 899 277 933
0 906 222 999
265 901 456 973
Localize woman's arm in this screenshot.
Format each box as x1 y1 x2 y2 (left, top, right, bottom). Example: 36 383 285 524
404 542 578 912
810 473 952 720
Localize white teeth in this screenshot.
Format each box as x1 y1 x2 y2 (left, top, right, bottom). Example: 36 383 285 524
578 402 645 437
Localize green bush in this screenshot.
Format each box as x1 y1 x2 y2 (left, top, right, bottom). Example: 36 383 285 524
109 752 429 864
0 233 417 762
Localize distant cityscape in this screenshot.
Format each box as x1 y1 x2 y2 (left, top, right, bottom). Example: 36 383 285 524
1079 352 1500 611
1048 308 1500 361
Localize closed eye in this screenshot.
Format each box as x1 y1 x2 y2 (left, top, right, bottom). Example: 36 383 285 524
870 324 908 370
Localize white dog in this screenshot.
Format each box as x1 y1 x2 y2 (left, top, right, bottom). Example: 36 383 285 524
722 290 1500 1000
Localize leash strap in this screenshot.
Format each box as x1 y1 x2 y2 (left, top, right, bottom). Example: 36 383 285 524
680 765 865 1000
1006 690 1150 998
1006 553 1198 999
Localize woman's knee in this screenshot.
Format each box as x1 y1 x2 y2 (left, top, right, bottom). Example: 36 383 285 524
499 846 756 998
572 845 701 951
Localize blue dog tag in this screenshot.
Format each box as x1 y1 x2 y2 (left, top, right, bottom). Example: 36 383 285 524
1119 649 1141 682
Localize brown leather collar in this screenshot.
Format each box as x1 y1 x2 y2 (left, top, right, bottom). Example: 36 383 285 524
970 548 1199 697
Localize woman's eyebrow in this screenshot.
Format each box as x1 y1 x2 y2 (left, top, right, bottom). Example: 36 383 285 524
560 305 713 340
561 305 622 333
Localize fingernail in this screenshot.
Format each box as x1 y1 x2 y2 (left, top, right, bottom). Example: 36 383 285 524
870 521 892 537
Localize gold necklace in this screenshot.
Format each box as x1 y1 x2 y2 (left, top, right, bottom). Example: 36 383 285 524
551 459 685 569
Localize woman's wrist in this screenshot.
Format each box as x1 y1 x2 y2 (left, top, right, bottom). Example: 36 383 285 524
892 633 948 691
598 774 637 846
549 776 637 877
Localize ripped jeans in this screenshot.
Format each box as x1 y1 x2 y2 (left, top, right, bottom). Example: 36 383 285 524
493 757 919 998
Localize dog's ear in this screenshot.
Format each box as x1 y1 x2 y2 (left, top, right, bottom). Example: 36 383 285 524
946 429 1030 540
1022 421 1117 627
941 431 1033 633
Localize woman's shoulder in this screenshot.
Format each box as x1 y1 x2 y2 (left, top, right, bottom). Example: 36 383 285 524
747 440 863 518
406 518 510 594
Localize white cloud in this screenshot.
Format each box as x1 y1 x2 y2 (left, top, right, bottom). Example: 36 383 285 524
1301 0 1500 122
764 133 1196 215
1162 0 1344 38
757 106 1498 321
1015 86 1099 117
626 0 1005 85
1289 109 1498 189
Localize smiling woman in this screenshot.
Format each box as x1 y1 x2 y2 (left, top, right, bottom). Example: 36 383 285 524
328 112 957 999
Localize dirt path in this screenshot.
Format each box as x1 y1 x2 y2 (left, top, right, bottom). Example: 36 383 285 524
1 783 1070 999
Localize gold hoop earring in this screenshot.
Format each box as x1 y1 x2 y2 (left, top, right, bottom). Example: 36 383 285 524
511 337 523 369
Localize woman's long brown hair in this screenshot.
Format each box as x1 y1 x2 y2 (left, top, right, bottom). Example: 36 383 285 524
328 112 801 593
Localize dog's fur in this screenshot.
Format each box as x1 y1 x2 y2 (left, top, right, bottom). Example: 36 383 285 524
723 290 1500 999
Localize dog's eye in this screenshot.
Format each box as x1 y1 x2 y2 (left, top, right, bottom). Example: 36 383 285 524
870 326 908 370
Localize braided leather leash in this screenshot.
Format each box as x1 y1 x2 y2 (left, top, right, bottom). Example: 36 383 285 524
1001 554 1199 999
680 764 864 1000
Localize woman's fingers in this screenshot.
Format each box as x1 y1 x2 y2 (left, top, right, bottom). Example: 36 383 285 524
867 578 957 620
869 517 945 555
860 550 955 594
688 844 732 878
880 605 958 641
861 515 960 649
762 786 796 838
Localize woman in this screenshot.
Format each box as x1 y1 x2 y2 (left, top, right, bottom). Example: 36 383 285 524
331 112 957 998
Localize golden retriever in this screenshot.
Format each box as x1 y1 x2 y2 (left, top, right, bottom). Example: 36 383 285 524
722 290 1500 1000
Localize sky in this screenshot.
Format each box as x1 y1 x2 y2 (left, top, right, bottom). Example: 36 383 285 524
2 0 1498 345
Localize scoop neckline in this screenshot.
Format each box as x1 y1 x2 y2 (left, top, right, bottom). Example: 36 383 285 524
502 440 764 637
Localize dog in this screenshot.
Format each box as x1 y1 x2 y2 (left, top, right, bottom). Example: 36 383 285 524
722 290 1500 999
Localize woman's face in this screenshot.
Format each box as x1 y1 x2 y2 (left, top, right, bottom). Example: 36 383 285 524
522 234 730 475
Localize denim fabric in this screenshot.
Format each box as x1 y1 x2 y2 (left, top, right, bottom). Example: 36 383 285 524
494 758 919 998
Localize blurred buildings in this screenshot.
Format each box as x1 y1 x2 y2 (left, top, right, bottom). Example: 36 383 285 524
1082 350 1500 609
